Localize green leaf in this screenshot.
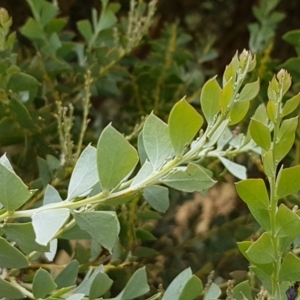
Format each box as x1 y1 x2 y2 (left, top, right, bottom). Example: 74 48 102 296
262 151 274 178
67 294 85 300
162 163 216 193
55 260 79 289
77 20 93 44
276 165 300 198
250 266 272 293
60 223 92 240
205 119 229 147
203 282 221 300
168 99 203 156
279 253 300 281
7 72 40 92
143 113 173 170
97 124 139 191
223 57 238 86
143 185 169 213
266 100 276 123
238 79 260 102
75 242 91 264
33 268 57 299
282 29 300 46
248 206 271 231
138 131 148 165
0 278 24 299
0 163 33 211
117 267 149 300
40 0 59 26
90 272 113 299
9 96 37 131
136 229 157 241
49 286 76 299
97 5 117 32
228 101 250 126
32 208 70 245
246 232 275 264
200 76 221 124
275 204 300 237
275 117 298 162
43 184 62 205
220 80 233 114
232 281 252 300
0 237 29 268
282 94 300 117
90 239 102 261
219 157 247 180
67 145 98 200
236 179 269 208
249 118 271 150
162 268 193 300
3 223 49 254
252 104 268 124
0 153 14 172
45 239 57 261
131 160 153 188
75 265 104 295
20 18 44 40
178 275 203 300
73 211 119 252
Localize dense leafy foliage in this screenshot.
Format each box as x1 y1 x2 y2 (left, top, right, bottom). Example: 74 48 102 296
1 0 300 299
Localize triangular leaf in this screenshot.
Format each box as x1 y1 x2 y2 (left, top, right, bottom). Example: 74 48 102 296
163 268 193 300
232 281 252 300
178 275 203 300
55 260 79 289
0 237 29 268
163 163 216 193
143 185 169 213
3 223 48 254
43 184 62 205
66 293 85 300
249 118 271 150
0 277 24 299
238 79 260 102
219 157 247 180
282 94 300 117
228 101 250 126
33 268 57 299
73 211 119 252
203 282 221 300
118 267 149 300
279 253 300 281
143 113 173 170
276 165 300 198
97 124 139 191
168 99 203 156
32 208 70 245
250 266 272 293
246 232 275 264
0 153 14 172
275 204 300 237
90 272 113 299
275 117 298 162
75 265 104 295
0 163 33 211
131 160 153 188
45 239 58 261
200 76 221 124
67 145 98 200
236 179 269 208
